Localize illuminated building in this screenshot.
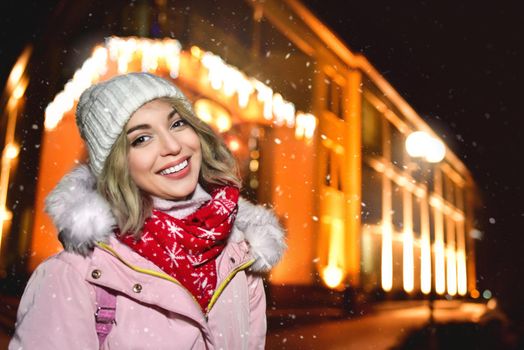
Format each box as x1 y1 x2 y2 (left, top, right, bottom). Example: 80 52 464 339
0 0 479 302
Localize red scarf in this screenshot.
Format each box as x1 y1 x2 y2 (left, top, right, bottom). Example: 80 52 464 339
117 186 239 312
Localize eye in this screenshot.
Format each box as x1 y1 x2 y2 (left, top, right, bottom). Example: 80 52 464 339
131 135 151 147
170 119 188 129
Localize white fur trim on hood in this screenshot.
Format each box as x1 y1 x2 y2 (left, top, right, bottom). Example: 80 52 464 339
44 165 286 272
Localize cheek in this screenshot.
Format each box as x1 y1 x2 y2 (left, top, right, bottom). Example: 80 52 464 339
191 137 203 164
127 150 151 181
193 138 202 154
185 130 201 154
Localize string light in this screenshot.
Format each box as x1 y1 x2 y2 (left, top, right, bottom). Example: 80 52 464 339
44 37 315 141
199 49 316 138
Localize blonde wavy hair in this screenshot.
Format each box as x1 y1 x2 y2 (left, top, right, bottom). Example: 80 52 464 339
97 96 241 237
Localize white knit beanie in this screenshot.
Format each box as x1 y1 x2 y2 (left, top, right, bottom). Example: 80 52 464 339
76 72 192 176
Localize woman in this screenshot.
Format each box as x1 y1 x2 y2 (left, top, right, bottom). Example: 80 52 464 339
9 72 286 349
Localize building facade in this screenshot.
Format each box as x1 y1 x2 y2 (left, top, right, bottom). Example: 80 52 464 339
0 0 479 301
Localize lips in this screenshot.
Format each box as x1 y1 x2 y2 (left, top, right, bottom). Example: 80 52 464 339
157 157 190 175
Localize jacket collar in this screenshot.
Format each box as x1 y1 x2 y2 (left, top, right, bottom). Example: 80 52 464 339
45 165 286 272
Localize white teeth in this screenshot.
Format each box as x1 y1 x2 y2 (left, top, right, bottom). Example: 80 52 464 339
160 160 188 175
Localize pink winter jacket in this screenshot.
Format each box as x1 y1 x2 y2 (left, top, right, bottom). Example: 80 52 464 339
9 166 286 350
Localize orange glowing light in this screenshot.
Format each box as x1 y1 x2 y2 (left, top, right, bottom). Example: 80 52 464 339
0 208 12 222
7 46 31 91
3 143 20 160
194 98 232 133
190 46 203 59
322 265 343 289
228 139 240 152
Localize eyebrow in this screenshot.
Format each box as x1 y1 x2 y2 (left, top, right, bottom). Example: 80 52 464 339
126 108 178 135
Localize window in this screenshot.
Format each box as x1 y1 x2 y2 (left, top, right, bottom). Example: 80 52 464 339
324 146 342 191
443 174 456 206
390 126 405 170
392 183 403 232
325 76 344 118
362 163 382 225
413 195 421 238
362 97 383 157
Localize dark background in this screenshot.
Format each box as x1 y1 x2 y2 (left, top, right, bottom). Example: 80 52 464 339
1 0 523 317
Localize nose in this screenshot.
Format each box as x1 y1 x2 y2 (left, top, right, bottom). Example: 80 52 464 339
158 132 182 156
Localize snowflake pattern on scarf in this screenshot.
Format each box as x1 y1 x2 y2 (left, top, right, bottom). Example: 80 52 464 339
118 186 239 312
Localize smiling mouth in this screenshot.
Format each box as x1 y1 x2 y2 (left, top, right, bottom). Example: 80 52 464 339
159 159 189 175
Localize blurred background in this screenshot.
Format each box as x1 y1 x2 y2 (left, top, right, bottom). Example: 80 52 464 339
1 1 523 348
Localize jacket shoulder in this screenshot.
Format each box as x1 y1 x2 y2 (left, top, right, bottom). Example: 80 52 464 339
48 250 94 277
11 252 99 349
20 251 94 302
18 251 94 312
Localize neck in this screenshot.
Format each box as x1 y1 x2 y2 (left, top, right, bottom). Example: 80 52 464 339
151 183 212 219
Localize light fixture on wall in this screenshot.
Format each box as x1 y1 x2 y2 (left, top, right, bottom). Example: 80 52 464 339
322 264 343 289
405 131 446 163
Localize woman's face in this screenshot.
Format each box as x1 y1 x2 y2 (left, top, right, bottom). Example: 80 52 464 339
125 99 202 200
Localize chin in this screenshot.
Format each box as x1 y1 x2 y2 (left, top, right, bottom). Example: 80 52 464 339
165 181 199 200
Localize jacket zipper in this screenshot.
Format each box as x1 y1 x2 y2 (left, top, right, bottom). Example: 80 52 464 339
96 242 255 320
205 258 255 317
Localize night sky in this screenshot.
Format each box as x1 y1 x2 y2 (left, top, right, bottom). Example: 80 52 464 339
1 1 523 315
